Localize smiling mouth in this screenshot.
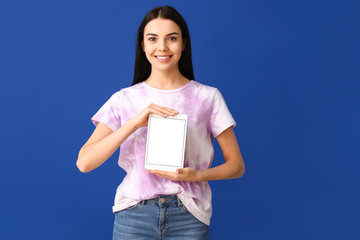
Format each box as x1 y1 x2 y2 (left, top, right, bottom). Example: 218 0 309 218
155 55 173 60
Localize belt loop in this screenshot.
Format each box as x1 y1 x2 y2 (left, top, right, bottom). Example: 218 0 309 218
141 200 147 205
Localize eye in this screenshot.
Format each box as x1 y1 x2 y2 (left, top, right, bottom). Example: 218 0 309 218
148 37 156 41
168 36 177 41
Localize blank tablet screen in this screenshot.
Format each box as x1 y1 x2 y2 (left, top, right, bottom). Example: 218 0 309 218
145 115 187 168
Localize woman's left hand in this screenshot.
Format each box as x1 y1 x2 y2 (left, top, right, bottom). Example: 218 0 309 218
146 167 201 182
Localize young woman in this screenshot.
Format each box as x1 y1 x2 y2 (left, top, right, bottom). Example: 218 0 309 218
76 5 245 240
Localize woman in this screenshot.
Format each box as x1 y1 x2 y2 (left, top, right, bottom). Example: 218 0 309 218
76 5 245 240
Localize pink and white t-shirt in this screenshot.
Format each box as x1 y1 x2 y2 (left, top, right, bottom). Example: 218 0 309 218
91 80 236 225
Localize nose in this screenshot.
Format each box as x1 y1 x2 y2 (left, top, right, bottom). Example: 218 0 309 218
158 39 168 51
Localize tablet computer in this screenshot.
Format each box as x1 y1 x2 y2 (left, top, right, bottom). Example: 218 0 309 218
144 113 187 172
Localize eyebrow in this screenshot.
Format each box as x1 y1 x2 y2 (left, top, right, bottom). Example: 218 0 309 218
145 32 180 37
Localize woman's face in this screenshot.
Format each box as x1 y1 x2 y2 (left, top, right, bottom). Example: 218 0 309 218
142 18 185 73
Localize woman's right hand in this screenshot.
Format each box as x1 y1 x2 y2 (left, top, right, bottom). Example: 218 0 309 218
132 103 179 128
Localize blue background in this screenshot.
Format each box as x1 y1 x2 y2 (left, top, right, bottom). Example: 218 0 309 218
1 0 359 239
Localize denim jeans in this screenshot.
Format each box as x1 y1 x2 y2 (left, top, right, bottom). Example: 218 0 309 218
112 195 209 240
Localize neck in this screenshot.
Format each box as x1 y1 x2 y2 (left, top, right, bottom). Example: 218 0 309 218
145 67 189 90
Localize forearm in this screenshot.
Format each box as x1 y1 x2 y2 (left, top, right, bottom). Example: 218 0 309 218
197 160 245 181
77 119 138 173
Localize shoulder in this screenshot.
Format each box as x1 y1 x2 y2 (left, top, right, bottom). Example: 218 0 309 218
190 80 222 102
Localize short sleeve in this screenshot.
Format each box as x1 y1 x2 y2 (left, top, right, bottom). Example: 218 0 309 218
208 89 237 138
91 92 121 131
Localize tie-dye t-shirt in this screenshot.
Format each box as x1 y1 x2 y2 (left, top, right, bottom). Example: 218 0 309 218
91 80 236 225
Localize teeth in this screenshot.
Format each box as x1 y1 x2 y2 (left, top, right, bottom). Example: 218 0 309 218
156 56 170 59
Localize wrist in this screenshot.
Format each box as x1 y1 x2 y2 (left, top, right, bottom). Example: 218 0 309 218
195 169 205 181
124 118 140 131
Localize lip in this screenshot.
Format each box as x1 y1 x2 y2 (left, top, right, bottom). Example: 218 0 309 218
155 55 173 62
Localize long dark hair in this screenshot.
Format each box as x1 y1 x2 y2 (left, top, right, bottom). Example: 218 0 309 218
132 6 195 86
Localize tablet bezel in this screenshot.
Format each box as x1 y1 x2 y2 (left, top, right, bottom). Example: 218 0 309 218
144 113 187 172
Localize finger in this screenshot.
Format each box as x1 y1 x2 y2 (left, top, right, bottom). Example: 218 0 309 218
146 106 171 118
147 169 163 175
152 170 171 175
151 104 178 112
150 104 178 115
153 107 178 116
150 108 169 118
150 170 177 180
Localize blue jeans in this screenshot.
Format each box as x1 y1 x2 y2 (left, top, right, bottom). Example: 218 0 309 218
112 195 209 240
